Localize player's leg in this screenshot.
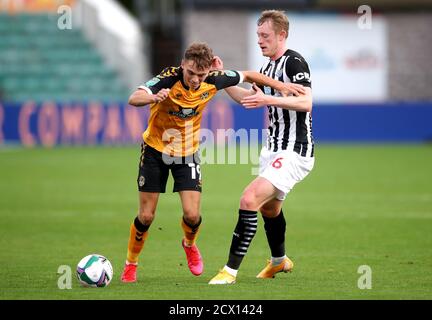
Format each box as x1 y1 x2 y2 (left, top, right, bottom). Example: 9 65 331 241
172 155 204 276
228 177 279 267
126 191 159 265
121 191 160 283
179 190 202 246
178 190 203 275
261 199 285 261
240 176 280 211
256 198 294 278
121 143 169 282
209 177 279 284
255 150 315 278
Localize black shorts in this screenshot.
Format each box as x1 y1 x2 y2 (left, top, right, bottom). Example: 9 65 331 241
137 143 202 193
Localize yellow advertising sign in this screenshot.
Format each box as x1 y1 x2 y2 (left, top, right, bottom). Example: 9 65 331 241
0 0 75 13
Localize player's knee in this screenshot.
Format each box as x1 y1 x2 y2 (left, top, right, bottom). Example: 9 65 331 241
137 210 155 226
182 209 200 225
260 201 280 217
260 206 273 217
260 207 279 218
240 191 259 211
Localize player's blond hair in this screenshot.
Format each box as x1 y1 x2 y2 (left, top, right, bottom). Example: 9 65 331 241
258 10 289 38
184 42 214 71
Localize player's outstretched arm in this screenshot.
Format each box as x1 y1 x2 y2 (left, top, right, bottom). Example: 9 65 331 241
241 84 312 112
241 71 306 97
210 56 253 104
128 88 170 107
223 71 304 104
224 86 255 104
210 57 305 105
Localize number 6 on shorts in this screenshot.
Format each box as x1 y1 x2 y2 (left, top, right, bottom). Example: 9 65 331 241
272 157 283 169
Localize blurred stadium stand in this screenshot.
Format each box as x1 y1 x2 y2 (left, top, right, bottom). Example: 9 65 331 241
126 0 432 100
131 0 183 75
0 13 130 102
178 0 432 10
1 0 432 146
0 0 141 103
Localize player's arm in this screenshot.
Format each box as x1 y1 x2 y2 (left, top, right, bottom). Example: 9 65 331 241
240 71 306 97
210 56 254 103
224 71 305 104
241 84 312 112
128 67 178 107
209 70 304 104
211 56 304 103
128 88 170 106
224 86 255 104
242 55 313 112
221 72 305 104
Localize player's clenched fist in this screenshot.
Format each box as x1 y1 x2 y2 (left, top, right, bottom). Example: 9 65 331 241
211 55 224 71
153 88 170 102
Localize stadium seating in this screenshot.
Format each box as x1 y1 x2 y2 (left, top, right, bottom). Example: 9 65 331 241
0 13 130 103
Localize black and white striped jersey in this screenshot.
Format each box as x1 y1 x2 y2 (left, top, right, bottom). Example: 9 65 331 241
260 49 314 157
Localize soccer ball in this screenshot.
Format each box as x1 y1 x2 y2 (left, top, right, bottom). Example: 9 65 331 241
76 254 113 287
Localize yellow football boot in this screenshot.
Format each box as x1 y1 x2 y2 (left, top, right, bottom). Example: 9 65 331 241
208 269 236 285
256 257 294 278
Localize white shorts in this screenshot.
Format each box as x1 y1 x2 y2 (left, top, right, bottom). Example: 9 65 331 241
259 147 315 201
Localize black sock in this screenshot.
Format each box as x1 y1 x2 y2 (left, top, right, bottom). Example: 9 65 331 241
183 216 202 232
226 209 258 270
262 210 286 258
134 216 150 233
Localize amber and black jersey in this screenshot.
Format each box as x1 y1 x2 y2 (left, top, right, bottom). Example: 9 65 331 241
138 67 243 157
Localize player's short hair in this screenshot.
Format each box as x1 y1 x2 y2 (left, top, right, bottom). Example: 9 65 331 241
184 42 214 71
258 10 289 38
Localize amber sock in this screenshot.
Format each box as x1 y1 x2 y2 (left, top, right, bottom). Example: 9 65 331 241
181 216 202 247
126 217 150 264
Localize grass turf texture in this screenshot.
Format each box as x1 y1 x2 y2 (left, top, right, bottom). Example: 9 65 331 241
0 145 431 300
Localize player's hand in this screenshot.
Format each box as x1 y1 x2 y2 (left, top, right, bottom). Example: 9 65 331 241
153 88 170 102
240 83 269 109
280 83 306 97
211 56 224 71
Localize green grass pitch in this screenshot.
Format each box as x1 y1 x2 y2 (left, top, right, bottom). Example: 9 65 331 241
0 145 431 300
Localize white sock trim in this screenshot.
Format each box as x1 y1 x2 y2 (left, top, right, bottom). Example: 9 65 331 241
223 265 238 277
271 255 287 265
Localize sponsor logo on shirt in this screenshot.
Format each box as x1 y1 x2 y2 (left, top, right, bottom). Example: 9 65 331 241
292 72 311 82
169 106 199 119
